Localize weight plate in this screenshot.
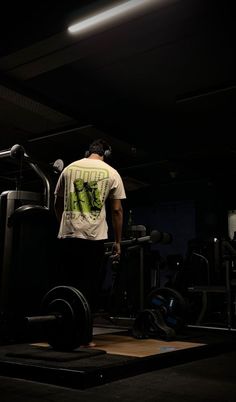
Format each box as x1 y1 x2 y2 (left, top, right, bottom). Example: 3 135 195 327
69 285 93 345
41 285 92 351
147 287 187 331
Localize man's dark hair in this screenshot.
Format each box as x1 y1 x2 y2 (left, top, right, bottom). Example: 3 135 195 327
86 139 112 158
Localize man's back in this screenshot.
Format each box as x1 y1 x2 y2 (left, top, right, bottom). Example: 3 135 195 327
55 156 126 240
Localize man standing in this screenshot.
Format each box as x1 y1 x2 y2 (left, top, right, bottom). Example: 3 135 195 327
54 138 126 345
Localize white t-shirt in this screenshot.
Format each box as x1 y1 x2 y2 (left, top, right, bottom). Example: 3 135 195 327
54 158 126 240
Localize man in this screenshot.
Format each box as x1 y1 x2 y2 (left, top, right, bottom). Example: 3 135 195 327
54 138 126 345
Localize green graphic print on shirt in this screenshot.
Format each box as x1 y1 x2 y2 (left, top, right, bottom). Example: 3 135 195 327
66 166 109 218
73 178 102 213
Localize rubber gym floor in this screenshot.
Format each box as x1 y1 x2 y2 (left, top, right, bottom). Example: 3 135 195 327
0 322 236 402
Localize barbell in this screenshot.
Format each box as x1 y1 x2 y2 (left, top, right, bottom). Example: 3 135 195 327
24 285 93 351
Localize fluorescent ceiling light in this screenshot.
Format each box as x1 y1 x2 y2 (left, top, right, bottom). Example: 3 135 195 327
68 0 156 34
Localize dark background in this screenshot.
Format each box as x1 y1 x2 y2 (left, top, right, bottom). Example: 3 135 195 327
0 0 235 255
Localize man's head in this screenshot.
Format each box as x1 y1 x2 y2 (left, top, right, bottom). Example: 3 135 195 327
85 139 112 159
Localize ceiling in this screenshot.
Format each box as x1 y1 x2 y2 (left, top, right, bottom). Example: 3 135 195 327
0 0 235 203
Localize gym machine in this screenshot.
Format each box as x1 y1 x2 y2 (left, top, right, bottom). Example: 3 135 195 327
105 229 172 310
0 144 62 341
185 237 236 330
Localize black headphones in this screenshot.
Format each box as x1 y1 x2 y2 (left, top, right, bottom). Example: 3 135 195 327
85 139 112 159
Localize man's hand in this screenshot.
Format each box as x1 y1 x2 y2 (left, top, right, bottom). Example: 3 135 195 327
112 241 121 258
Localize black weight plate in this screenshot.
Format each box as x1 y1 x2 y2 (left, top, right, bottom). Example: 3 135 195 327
147 287 187 331
41 285 92 351
69 285 93 345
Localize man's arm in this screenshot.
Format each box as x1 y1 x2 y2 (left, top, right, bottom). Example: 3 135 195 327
110 198 123 256
54 173 64 223
54 195 64 223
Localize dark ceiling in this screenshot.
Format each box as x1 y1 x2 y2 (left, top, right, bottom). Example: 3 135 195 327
0 0 235 203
